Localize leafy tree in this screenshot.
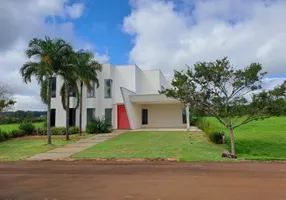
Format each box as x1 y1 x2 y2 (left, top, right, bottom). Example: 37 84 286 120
20 36 72 145
161 57 283 156
0 83 16 119
75 50 102 136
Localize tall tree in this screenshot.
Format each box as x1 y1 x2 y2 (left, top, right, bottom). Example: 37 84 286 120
0 83 16 120
161 57 283 156
58 48 77 141
20 37 72 145
75 50 102 136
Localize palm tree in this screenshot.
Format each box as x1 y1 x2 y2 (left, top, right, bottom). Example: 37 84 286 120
20 37 72 145
75 50 102 135
57 49 78 141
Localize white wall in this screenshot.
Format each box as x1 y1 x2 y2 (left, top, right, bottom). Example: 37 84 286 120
114 65 137 104
140 104 185 128
141 70 160 94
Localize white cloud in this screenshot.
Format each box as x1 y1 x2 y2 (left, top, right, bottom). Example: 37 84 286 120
123 0 286 82
0 0 107 111
65 3 85 19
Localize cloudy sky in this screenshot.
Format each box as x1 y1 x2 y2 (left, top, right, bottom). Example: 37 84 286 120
1 0 285 111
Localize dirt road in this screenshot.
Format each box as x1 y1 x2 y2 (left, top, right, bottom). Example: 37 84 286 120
0 161 286 200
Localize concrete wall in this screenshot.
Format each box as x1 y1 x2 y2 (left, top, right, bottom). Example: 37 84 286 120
140 104 185 128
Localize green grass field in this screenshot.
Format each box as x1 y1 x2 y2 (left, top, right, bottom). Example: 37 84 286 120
0 134 90 161
0 122 44 132
207 117 286 160
73 131 228 162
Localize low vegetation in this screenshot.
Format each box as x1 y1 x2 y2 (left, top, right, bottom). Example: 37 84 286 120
73 131 227 162
85 117 112 134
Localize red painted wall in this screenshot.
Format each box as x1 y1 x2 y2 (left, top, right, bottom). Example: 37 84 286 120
117 105 131 129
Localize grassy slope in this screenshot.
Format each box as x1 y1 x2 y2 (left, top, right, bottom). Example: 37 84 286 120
0 122 44 132
207 117 286 160
0 134 90 161
73 131 227 162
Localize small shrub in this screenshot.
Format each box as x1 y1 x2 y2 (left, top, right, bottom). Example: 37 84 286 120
209 132 224 144
9 129 25 138
197 118 218 135
0 130 10 142
51 127 66 135
69 126 79 135
19 122 36 135
36 127 47 135
86 117 112 134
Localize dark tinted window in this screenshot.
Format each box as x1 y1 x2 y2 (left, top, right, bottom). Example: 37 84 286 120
105 108 112 125
51 77 56 98
142 109 148 125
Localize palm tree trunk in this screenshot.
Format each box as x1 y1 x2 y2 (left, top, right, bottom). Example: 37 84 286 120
79 81 83 136
65 83 70 141
47 76 52 145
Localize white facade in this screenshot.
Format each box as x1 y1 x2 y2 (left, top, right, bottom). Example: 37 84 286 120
51 64 190 130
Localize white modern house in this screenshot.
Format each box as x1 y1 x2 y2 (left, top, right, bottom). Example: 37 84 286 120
50 64 190 130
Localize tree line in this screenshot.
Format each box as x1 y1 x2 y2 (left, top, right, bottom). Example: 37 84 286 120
20 37 102 145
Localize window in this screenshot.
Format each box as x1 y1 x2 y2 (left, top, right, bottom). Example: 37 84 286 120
104 79 112 98
182 108 187 124
142 109 148 125
86 108 95 123
51 109 56 127
87 82 96 98
105 108 112 125
69 108 76 126
51 77 57 98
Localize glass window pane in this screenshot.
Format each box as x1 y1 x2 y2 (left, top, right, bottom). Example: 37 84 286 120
51 77 56 98
105 108 112 125
142 109 148 125
182 108 187 124
87 82 95 98
104 79 112 98
87 108 95 123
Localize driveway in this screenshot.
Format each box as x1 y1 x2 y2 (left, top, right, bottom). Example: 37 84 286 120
0 161 285 200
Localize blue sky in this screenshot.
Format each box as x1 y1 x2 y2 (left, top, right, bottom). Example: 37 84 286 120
73 0 132 65
0 0 285 110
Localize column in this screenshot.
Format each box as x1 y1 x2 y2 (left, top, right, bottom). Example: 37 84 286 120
186 104 190 130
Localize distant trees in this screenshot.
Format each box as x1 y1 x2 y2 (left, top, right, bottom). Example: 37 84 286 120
0 83 16 120
161 57 285 156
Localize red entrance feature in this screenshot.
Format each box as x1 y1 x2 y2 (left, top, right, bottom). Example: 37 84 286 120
117 105 131 129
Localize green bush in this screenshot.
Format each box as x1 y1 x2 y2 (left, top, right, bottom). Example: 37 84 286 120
197 118 218 134
10 129 25 138
197 118 224 144
36 127 47 135
0 130 9 142
86 117 112 134
51 127 66 135
19 122 36 135
209 132 224 144
69 126 79 135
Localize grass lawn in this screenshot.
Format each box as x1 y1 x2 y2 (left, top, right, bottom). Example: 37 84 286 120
0 122 44 132
207 117 286 160
0 134 90 161
73 131 228 162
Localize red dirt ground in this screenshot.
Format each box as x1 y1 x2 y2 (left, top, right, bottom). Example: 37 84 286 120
0 161 286 200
